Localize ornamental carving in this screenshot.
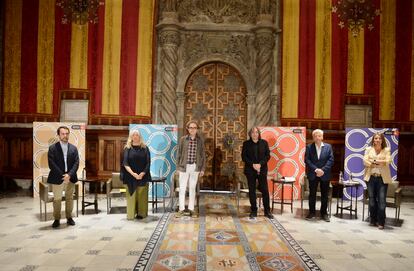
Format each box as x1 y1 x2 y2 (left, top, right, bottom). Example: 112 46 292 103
223 102 239 122
192 103 208 121
223 74 240 92
192 75 209 93
184 33 251 67
159 30 180 46
177 0 257 24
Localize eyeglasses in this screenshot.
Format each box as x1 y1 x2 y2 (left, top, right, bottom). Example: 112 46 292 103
188 127 198 130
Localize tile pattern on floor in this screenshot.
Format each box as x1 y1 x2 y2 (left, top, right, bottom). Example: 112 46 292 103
0 194 413 270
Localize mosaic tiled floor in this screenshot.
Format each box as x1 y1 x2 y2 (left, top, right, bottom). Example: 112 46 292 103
135 194 320 271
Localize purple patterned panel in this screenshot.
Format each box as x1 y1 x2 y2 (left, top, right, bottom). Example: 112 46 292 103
344 128 399 200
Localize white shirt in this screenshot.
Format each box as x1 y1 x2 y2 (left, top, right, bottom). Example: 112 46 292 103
316 142 324 160
60 141 68 172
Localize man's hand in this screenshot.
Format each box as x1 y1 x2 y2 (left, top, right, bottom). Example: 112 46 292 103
315 168 324 177
253 163 261 173
199 171 204 177
62 174 70 183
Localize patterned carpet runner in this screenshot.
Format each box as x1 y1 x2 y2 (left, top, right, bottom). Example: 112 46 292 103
135 194 320 271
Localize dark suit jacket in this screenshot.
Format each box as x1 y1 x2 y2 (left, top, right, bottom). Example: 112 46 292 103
242 139 270 175
47 141 79 184
305 142 334 181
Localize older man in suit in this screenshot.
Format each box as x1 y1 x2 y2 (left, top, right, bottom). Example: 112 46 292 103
305 129 334 222
48 126 79 228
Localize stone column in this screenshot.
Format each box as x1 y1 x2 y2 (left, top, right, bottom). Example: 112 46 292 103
254 15 275 126
157 13 180 124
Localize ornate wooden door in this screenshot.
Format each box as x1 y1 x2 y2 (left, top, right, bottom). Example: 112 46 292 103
184 62 247 190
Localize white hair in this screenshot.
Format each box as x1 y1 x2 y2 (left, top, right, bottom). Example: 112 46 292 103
312 129 324 137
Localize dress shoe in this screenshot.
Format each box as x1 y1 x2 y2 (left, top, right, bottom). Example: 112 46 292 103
305 213 315 220
67 217 75 226
322 214 330 222
264 212 274 219
136 215 144 220
249 212 257 219
52 220 60 228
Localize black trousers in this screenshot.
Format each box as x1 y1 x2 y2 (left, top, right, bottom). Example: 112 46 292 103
308 177 330 216
245 172 271 213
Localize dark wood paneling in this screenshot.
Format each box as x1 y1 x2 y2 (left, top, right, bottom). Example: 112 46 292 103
85 129 128 179
397 134 414 186
0 128 412 189
0 128 33 179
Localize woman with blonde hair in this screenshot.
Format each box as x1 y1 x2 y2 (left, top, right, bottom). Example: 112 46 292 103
363 132 391 230
123 130 151 220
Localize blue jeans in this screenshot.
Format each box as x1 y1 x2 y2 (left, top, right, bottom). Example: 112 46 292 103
368 176 388 226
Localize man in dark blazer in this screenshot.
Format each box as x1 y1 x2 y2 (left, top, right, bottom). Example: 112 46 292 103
305 129 334 222
242 127 274 219
48 126 79 228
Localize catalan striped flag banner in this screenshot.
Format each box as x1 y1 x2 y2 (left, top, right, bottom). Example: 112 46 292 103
282 0 414 123
3 0 155 117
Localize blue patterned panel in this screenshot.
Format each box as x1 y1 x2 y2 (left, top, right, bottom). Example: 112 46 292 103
344 128 399 200
130 124 178 198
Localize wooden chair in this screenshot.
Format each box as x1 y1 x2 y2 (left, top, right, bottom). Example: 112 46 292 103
170 171 201 212
362 181 403 225
106 172 127 214
235 171 263 215
39 176 79 221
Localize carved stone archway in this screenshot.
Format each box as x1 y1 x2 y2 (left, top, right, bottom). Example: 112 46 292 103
154 0 281 137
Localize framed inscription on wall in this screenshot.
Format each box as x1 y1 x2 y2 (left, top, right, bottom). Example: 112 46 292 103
60 100 89 123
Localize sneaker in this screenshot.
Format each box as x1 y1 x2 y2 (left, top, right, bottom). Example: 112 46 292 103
322 214 330 222
189 210 198 218
67 218 75 226
264 212 274 219
378 225 384 230
52 220 60 228
175 210 185 218
249 212 257 219
305 213 315 220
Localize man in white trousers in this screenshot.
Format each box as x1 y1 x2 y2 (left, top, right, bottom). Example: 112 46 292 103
176 120 206 218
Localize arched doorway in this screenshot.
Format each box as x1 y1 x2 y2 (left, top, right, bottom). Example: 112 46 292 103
184 62 247 191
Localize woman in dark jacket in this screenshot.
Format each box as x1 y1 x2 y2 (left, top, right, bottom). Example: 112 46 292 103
123 130 151 220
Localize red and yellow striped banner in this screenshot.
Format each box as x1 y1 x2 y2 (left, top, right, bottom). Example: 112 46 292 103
281 0 414 123
2 0 155 118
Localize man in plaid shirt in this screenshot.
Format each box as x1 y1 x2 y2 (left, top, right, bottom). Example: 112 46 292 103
176 120 206 218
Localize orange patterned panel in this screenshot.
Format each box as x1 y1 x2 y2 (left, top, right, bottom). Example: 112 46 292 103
260 127 306 200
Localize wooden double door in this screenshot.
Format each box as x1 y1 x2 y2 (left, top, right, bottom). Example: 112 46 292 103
184 62 247 191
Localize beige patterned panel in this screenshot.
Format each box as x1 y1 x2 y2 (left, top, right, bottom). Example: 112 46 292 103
185 63 246 190
33 122 86 198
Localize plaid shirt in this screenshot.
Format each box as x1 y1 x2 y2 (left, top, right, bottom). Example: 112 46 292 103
187 136 197 164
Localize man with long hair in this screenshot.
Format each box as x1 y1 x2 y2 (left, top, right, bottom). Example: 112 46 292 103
242 127 274 219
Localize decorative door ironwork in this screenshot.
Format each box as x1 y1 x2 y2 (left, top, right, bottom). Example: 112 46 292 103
184 62 247 190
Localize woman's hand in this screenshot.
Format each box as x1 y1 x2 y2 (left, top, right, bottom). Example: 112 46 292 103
136 172 145 180
132 172 140 180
